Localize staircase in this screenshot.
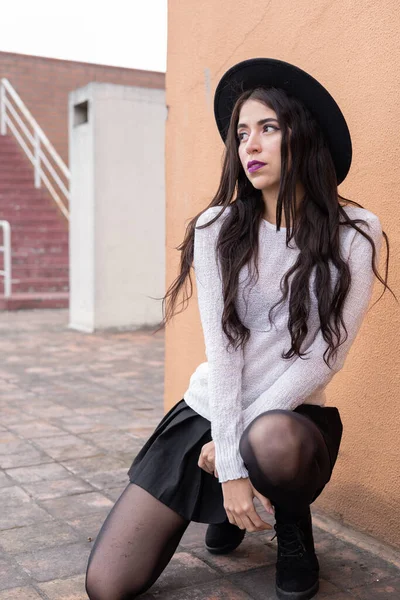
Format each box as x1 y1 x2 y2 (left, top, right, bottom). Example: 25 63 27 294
0 134 69 310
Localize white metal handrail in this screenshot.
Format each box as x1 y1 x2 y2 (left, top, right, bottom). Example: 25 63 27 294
0 78 70 220
0 221 11 297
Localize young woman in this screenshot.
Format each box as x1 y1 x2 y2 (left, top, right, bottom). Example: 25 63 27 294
85 58 394 600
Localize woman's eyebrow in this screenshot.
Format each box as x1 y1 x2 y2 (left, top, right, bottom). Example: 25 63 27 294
237 117 279 130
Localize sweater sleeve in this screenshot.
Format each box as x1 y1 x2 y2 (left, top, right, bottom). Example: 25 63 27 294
242 213 383 428
194 207 248 482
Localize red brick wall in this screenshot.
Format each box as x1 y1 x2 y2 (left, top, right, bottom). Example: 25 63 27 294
0 51 165 165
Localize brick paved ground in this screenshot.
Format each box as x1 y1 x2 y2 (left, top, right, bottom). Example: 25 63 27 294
0 309 399 600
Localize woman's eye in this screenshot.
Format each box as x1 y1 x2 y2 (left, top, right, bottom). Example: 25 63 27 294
263 125 277 133
238 125 278 141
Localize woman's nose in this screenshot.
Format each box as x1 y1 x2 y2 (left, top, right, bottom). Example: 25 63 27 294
245 133 261 154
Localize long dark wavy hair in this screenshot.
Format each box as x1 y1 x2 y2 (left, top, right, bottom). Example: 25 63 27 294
153 87 396 369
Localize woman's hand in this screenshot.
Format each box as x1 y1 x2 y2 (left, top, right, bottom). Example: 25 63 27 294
198 441 218 478
222 478 274 532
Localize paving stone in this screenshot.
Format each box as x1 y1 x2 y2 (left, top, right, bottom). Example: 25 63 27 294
51 414 111 434
0 309 398 598
82 467 130 490
13 542 90 582
231 569 346 599
0 414 36 427
0 432 21 445
0 558 30 591
0 587 43 600
137 552 220 596
123 425 157 437
37 574 87 599
40 491 113 520
319 540 400 590
73 405 118 416
31 435 101 461
317 593 357 600
0 500 53 531
24 404 75 419
0 521 80 554
140 579 254 599
179 521 208 550
224 565 277 599
7 421 65 438
0 439 36 455
0 448 52 470
22 476 93 501
60 454 126 477
80 430 141 454
316 579 350 597
0 472 14 489
90 410 145 429
6 462 71 484
192 536 277 574
66 511 111 540
114 452 139 468
0 486 33 507
102 484 128 502
350 576 400 598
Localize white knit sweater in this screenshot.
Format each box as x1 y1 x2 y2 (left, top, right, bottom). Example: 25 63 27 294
183 204 383 483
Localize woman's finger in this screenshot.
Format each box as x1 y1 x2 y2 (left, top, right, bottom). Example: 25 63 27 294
198 456 210 473
229 511 245 530
252 486 275 515
199 456 214 475
248 507 273 531
204 461 214 474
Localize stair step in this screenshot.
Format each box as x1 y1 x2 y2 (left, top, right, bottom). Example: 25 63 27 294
0 198 60 207
0 154 32 161
7 277 69 293
7 235 69 245
0 208 64 219
0 184 54 194
12 265 69 278
0 292 69 311
0 190 63 199
0 175 37 182
5 216 65 226
0 134 70 298
8 223 67 231
12 252 68 265
3 205 64 212
4 233 68 245
13 243 69 254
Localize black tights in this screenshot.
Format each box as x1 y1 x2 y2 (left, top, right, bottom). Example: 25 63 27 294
85 409 332 599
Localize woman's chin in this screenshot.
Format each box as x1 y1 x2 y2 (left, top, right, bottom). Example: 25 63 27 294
248 177 276 190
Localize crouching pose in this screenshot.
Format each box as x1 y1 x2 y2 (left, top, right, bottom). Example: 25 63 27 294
85 57 392 600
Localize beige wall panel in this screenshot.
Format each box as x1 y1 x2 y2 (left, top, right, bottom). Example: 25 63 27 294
166 0 400 547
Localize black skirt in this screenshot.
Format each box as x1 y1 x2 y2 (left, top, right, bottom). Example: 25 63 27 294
127 399 343 524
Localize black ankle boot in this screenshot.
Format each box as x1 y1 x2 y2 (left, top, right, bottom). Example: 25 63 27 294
205 518 246 554
272 506 319 600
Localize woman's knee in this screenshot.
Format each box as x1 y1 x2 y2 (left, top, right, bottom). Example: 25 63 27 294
85 559 141 600
239 410 307 463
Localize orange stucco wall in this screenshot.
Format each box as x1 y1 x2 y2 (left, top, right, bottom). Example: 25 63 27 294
165 0 400 548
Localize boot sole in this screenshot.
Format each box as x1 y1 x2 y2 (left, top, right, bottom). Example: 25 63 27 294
205 533 246 555
275 579 319 600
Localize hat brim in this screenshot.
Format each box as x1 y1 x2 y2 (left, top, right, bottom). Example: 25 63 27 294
214 58 352 185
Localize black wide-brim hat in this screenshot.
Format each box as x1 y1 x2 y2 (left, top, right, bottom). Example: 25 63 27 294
214 58 352 184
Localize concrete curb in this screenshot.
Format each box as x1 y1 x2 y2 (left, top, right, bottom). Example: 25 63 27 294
312 508 400 568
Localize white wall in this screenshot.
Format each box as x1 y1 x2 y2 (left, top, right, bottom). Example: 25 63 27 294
68 82 166 332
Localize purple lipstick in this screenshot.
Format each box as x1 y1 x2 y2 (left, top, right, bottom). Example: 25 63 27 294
247 160 266 173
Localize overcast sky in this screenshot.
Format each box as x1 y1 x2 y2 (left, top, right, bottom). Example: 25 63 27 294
1 1 167 72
